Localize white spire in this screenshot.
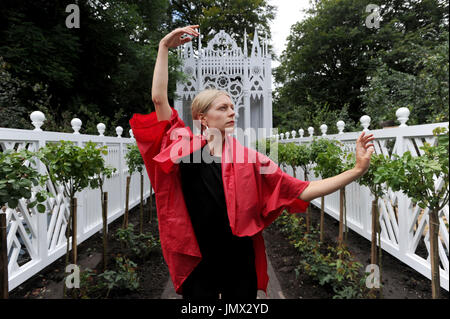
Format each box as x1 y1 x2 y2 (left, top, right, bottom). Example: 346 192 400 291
251 27 261 57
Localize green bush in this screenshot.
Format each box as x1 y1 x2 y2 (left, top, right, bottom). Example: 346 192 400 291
115 223 160 259
274 211 368 299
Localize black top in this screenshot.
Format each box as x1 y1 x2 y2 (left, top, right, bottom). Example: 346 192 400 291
178 144 255 280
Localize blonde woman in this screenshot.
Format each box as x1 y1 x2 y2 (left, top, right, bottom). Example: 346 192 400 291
130 25 375 300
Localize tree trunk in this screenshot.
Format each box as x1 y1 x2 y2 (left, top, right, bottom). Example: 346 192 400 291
71 197 77 265
304 172 310 233
0 206 8 299
429 209 441 299
64 196 73 298
338 188 345 245
149 182 153 224
140 174 144 234
371 198 378 266
320 196 325 243
102 192 108 271
123 176 131 229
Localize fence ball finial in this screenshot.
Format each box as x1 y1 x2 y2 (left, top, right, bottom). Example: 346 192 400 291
337 120 345 134
291 130 296 138
360 115 371 132
116 126 123 138
299 129 304 138
30 111 46 131
320 124 328 136
129 129 134 139
308 127 314 137
71 118 82 134
285 131 290 139
280 133 284 140
97 123 106 136
396 107 410 127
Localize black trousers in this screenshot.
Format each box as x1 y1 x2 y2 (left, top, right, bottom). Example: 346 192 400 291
182 253 257 300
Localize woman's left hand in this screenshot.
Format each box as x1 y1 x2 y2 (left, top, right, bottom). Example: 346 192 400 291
354 131 375 175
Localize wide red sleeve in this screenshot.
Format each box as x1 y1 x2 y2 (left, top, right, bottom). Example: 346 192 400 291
129 108 184 188
256 152 310 227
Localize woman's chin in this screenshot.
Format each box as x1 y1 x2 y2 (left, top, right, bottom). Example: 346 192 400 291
224 126 235 135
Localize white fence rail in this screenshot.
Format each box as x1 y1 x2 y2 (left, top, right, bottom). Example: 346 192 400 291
277 109 449 291
1 114 151 292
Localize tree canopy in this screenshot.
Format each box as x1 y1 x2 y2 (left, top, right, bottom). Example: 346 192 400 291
273 0 449 133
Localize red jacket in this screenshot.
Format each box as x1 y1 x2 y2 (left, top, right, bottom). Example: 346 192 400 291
129 108 310 295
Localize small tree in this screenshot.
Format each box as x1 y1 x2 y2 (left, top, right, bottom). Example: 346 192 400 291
124 143 146 233
287 143 314 233
378 127 449 299
0 149 49 212
38 141 106 297
355 152 391 297
312 138 349 245
88 151 116 272
0 149 49 299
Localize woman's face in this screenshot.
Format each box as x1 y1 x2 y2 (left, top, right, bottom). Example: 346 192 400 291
200 94 235 136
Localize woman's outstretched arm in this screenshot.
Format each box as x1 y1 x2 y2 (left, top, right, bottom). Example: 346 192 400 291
152 25 199 121
299 132 375 202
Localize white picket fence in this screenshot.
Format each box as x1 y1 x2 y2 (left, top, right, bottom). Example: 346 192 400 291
276 108 449 291
0 112 151 292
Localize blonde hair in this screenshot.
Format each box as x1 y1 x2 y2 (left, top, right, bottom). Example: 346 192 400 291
191 89 230 121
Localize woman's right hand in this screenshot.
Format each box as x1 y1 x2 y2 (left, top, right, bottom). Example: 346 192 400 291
160 25 200 49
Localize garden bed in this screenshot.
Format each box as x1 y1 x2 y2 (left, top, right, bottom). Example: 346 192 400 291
264 205 449 299
9 194 170 299
9 197 449 299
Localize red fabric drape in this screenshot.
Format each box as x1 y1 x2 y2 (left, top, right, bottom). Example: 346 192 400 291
130 108 309 294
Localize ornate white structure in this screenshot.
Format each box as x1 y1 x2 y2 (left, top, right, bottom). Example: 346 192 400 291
174 29 272 146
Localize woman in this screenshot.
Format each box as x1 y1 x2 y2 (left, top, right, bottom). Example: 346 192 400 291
130 25 375 300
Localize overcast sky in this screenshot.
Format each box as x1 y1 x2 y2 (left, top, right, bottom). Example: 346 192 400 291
268 0 312 71
204 1 314 87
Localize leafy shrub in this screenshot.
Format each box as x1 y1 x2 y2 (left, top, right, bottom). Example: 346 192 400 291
77 256 140 298
115 223 160 259
274 211 369 299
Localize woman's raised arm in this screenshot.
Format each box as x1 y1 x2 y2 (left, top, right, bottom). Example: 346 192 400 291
152 25 199 121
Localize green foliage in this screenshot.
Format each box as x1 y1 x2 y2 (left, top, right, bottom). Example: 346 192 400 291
273 0 448 131
379 127 449 211
311 138 348 179
78 256 140 298
115 223 160 259
38 141 108 197
125 143 144 176
168 0 276 53
361 27 449 128
357 153 391 198
97 256 140 292
0 0 174 132
0 149 50 212
274 212 368 299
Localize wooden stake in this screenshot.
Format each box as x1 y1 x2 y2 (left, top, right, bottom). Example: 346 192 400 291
71 197 77 265
338 188 344 244
320 196 324 243
102 192 108 271
140 174 144 234
123 176 131 229
371 198 378 266
148 182 153 224
0 206 8 299
429 210 440 299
